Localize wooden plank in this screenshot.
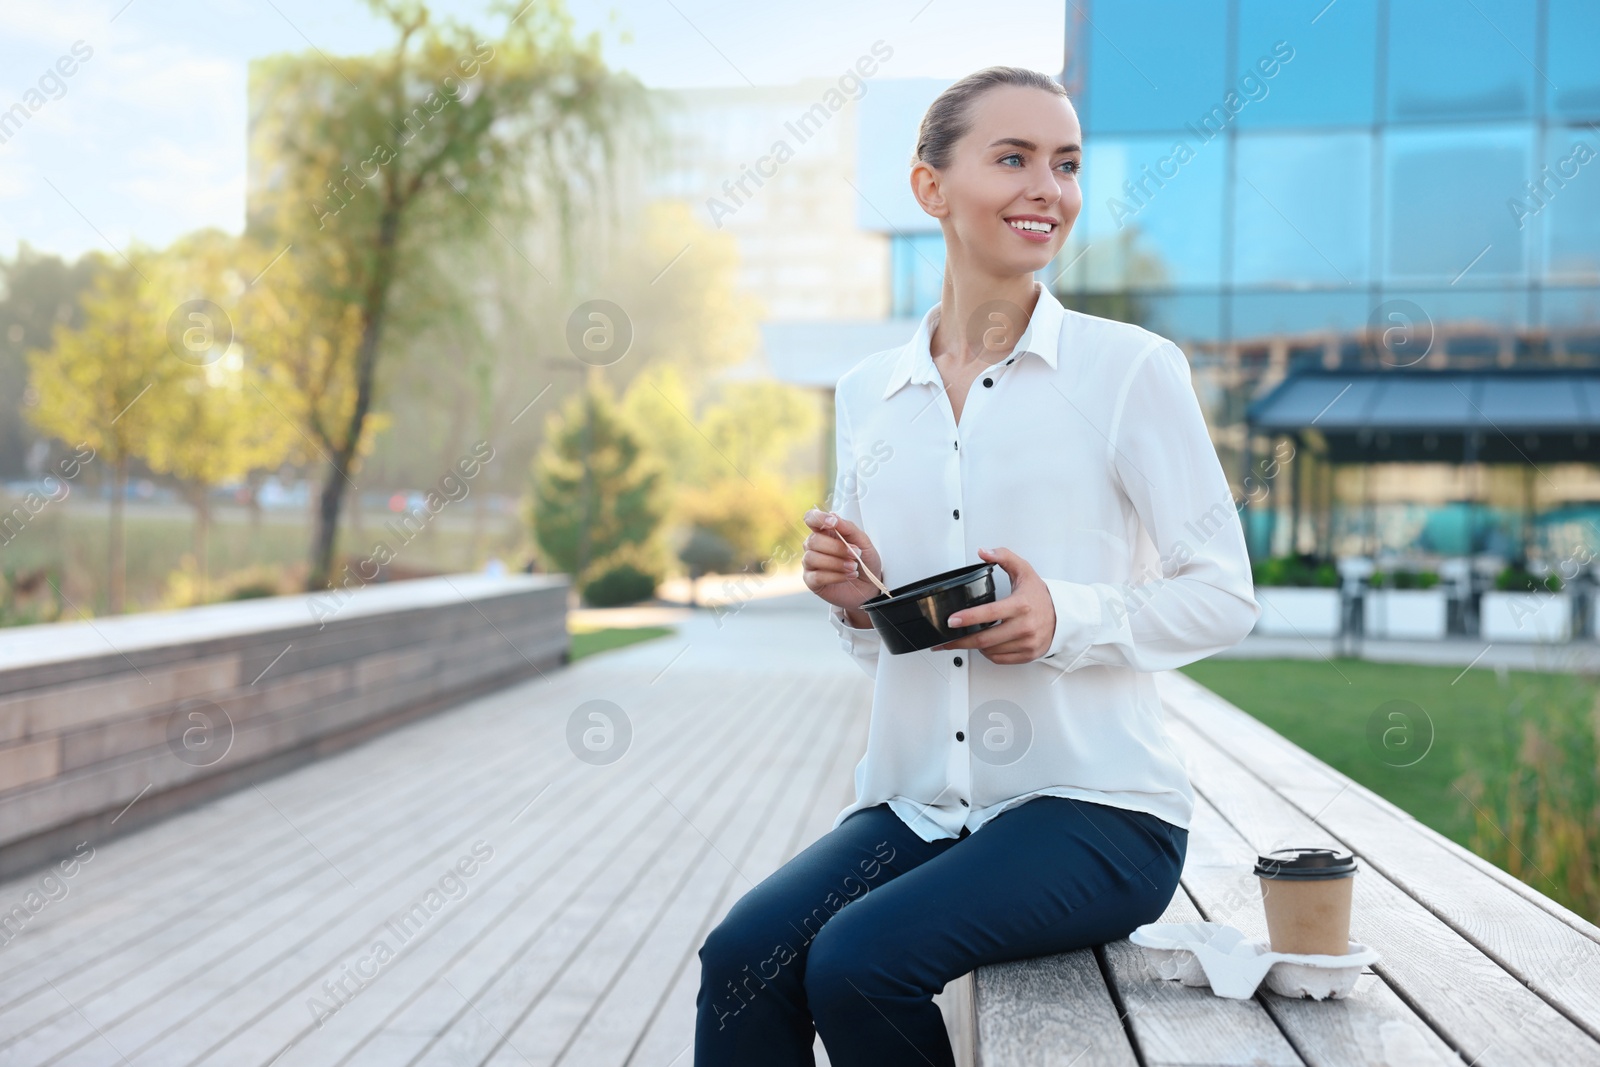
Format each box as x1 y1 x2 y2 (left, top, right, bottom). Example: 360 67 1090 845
1100 882 1304 1066
1168 714 1600 1065
246 670 780 1066
400 677 805 1067
972 947 1137 1067
126 671 766 1065
489 676 835 1065
533 681 846 1066
1 726 548 1065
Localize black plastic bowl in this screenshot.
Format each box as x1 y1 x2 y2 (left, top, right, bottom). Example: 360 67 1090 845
860 561 1003 655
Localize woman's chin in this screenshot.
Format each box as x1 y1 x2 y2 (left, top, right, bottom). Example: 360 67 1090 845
989 244 1059 276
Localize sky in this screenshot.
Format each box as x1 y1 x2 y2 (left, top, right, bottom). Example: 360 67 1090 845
0 0 1065 263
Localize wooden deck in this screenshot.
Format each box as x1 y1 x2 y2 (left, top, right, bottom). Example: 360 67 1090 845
3 587 1598 1066
0 592 881 1066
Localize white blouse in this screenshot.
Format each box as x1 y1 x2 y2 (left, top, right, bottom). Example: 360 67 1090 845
826 280 1260 842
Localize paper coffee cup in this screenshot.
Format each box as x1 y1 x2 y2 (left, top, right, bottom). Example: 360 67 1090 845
1253 847 1358 956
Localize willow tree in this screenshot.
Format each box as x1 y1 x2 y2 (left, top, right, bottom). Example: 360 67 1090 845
246 0 650 590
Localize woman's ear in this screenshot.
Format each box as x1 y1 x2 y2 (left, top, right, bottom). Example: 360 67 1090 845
910 159 949 220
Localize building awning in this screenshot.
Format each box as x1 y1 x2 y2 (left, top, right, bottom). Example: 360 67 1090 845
1246 367 1600 463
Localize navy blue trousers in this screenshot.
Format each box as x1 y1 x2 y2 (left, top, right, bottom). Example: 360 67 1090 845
693 794 1187 1066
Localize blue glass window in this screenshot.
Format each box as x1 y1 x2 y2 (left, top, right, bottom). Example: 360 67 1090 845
1382 125 1533 283
1549 0 1600 120
1076 134 1226 290
1379 287 1530 333
1233 130 1372 286
1235 0 1378 129
1544 287 1600 330
1230 291 1374 342
1540 125 1600 283
1385 0 1536 122
891 233 945 318
1080 1 1227 134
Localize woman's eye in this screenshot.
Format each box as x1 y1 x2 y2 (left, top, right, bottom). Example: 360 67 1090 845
1000 153 1080 174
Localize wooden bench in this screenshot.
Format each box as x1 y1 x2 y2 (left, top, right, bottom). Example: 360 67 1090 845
964 668 1600 1066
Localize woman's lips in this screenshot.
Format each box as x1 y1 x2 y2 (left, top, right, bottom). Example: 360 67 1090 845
1006 219 1055 243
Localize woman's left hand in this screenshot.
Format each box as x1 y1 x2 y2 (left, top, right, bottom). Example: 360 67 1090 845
930 546 1057 664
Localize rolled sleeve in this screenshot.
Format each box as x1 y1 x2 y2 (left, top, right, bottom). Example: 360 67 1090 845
1041 340 1260 673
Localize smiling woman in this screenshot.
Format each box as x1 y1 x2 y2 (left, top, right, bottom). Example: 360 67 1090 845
698 65 1260 1067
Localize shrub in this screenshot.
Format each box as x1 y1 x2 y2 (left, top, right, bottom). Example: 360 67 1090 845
1495 564 1562 593
160 558 289 609
1252 555 1339 588
580 542 665 607
1370 569 1440 590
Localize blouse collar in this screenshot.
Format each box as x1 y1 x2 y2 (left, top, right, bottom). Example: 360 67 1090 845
881 279 1067 401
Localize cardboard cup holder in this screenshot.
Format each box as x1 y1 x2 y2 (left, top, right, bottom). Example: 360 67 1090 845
1129 921 1380 1000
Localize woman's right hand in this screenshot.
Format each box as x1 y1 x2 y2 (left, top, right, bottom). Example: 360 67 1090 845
801 508 884 616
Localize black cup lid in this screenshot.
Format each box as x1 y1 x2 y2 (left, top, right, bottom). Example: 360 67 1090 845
1253 847 1358 880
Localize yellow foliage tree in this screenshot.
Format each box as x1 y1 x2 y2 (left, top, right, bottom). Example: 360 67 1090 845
24 248 166 614
139 230 302 602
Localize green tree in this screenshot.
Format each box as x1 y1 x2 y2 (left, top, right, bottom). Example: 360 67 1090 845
24 249 166 613
140 231 300 601
246 0 650 591
528 378 666 585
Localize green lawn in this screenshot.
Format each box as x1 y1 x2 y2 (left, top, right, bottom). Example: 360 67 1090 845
568 625 677 662
1177 656 1598 854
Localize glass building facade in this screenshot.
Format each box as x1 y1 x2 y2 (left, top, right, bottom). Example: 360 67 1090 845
1052 0 1600 363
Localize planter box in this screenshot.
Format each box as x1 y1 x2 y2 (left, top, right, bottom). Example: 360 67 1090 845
1363 588 1448 640
1479 590 1571 642
1253 586 1342 637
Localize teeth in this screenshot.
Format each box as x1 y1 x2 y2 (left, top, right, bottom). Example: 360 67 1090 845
1008 219 1053 233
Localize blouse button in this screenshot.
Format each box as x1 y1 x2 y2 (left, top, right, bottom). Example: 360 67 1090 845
960 799 969 807
952 508 960 519
982 377 993 387
955 731 965 741
953 655 963 666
